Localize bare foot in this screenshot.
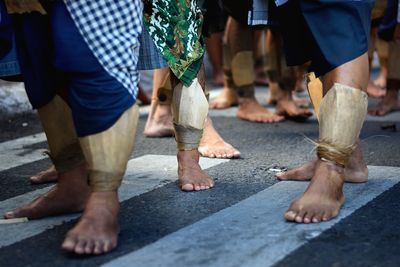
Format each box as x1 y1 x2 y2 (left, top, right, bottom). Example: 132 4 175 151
177 150 214 191
292 92 310 108
276 143 368 183
367 80 386 98
284 160 345 224
237 97 284 123
5 163 89 219
198 117 240 159
144 101 174 137
276 98 312 121
368 90 400 116
209 87 238 109
62 191 120 255
30 165 58 184
374 72 387 89
212 71 224 86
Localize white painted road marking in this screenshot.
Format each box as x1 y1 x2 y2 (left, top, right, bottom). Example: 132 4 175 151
0 155 228 248
103 166 400 267
0 133 47 172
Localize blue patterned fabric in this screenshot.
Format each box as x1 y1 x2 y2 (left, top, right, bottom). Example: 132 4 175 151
64 0 143 98
137 28 168 71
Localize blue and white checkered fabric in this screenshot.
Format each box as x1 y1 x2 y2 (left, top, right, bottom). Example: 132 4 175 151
64 0 143 98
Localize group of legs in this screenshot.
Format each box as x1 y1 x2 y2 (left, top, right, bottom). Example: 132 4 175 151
367 0 400 115
2 0 221 255
210 16 312 123
2 0 391 257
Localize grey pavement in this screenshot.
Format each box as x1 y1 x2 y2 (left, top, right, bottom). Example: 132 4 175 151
0 83 399 267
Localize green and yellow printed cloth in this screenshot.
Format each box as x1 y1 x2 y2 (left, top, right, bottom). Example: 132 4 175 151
143 0 204 86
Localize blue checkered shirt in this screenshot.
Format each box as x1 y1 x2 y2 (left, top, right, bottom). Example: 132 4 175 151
64 0 143 98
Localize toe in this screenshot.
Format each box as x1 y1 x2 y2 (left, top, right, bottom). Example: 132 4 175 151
322 212 330 221
275 172 288 180
103 240 115 253
284 210 297 221
194 185 201 191
84 240 95 254
94 240 104 255
303 213 312 224
295 210 306 223
62 234 78 252
311 212 324 223
4 211 16 219
74 239 87 255
181 183 195 192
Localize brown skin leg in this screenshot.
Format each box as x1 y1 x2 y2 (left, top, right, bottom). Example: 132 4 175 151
368 89 400 115
30 165 58 184
62 191 120 255
147 65 240 158
5 163 89 219
213 17 284 123
174 68 214 192
144 68 175 137
209 18 238 110
283 52 369 224
267 29 312 120
206 32 224 86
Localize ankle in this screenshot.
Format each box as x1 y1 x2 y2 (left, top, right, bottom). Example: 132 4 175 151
177 149 200 164
238 96 257 105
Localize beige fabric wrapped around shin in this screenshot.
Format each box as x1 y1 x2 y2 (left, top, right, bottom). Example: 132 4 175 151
317 84 368 167
230 51 255 97
79 104 139 192
172 78 208 150
37 95 85 173
5 0 46 14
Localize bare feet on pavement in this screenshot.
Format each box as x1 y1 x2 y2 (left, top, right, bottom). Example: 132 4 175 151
144 101 174 137
209 87 238 109
62 191 120 255
30 165 58 184
5 163 89 219
276 98 312 121
284 160 345 224
178 150 214 192
199 117 240 159
237 96 284 123
368 90 400 116
367 80 386 98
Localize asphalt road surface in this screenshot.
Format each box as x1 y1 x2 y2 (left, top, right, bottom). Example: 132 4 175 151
0 86 399 267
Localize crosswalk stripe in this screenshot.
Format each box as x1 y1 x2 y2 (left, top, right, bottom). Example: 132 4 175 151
102 165 400 267
0 133 47 172
0 155 228 248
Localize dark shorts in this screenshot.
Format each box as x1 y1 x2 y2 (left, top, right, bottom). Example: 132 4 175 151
221 0 252 25
276 0 373 77
203 0 226 35
13 0 134 137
